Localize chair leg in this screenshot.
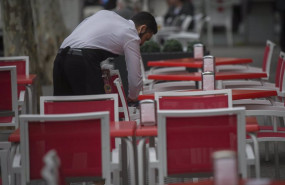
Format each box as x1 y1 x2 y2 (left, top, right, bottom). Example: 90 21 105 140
112 169 120 185
148 168 156 185
138 138 146 185
274 142 280 179
207 22 214 46
247 133 260 178
226 24 233 46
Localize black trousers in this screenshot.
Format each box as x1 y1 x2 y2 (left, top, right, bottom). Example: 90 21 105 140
53 48 118 96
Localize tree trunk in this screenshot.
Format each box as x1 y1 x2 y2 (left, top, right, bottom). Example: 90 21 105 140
1 0 67 108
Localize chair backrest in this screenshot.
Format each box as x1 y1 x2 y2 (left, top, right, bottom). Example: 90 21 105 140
157 107 246 178
0 56 29 76
205 0 234 26
262 40 275 79
181 15 193 32
113 77 130 121
275 51 285 88
0 66 18 127
279 54 285 96
155 89 232 110
40 94 119 122
20 112 111 184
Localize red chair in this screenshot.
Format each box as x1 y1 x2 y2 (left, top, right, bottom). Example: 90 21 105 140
153 90 259 177
220 40 276 85
20 112 112 184
224 51 285 93
0 56 30 113
40 94 119 121
0 66 19 128
10 94 123 185
146 107 247 185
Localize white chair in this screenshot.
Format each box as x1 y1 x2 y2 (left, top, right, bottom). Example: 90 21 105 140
205 0 234 46
166 13 207 51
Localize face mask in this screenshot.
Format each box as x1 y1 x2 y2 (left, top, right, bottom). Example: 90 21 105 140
139 31 146 39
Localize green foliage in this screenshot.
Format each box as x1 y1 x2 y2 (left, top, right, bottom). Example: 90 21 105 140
162 39 183 52
140 40 161 53
187 41 205 53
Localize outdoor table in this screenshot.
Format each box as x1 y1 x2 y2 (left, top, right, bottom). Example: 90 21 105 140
147 71 267 82
148 57 252 69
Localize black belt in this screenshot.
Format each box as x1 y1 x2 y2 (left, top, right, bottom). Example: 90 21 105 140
58 48 83 56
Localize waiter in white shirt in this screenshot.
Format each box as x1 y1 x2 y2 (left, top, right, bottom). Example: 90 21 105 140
53 10 157 102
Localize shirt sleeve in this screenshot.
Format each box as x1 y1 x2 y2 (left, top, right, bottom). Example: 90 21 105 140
123 38 143 100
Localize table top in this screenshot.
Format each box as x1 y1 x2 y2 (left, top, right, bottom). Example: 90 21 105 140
148 71 267 81
165 179 285 185
17 74 37 85
110 121 136 137
148 57 253 68
138 89 277 101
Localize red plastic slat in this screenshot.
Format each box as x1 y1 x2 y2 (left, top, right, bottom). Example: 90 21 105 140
159 95 228 110
8 129 20 142
166 115 238 175
0 71 12 111
29 119 102 179
44 99 115 122
262 45 270 72
0 60 26 75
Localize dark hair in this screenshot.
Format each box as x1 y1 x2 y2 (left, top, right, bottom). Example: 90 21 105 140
131 12 157 34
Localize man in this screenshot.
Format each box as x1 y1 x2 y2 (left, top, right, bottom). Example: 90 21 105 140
53 10 157 102
164 0 194 30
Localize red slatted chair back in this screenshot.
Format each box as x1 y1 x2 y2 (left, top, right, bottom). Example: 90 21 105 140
275 53 284 88
41 95 117 149
262 43 270 72
0 60 26 75
159 94 229 110
29 119 102 179
21 112 110 184
0 70 13 111
43 99 115 122
0 66 18 125
165 113 238 175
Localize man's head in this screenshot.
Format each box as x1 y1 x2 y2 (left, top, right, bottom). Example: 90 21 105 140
131 12 157 45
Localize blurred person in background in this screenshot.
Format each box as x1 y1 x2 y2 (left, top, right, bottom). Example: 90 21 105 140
114 0 141 19
276 0 285 51
164 0 194 30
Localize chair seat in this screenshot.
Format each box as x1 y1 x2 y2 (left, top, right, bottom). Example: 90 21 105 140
259 126 285 132
246 117 259 133
0 116 13 123
8 128 20 143
257 132 285 139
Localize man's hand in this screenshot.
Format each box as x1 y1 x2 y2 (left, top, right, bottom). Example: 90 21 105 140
127 97 139 107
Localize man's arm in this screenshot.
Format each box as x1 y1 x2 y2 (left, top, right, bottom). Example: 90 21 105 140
123 39 143 101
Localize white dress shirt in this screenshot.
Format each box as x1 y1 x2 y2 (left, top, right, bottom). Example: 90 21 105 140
61 10 142 99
